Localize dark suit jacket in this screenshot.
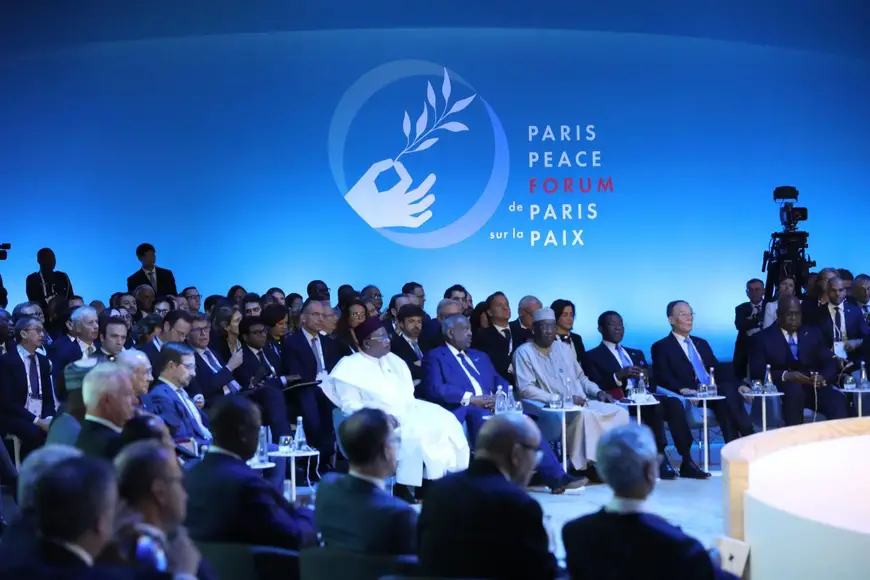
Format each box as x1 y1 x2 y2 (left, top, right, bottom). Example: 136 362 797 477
0 537 115 579
734 301 764 335
75 418 123 460
420 346 509 407
816 302 870 362
419 459 559 579
563 509 730 580
749 325 838 386
149 380 210 445
583 342 651 396
191 349 235 402
25 270 73 310
137 339 161 376
48 337 86 402
0 349 56 425
801 299 825 327
314 473 417 555
138 393 157 415
509 319 533 346
557 332 586 363
471 325 521 383
185 451 317 550
234 346 284 392
281 330 340 381
390 334 423 382
127 266 178 296
418 318 442 353
651 333 726 392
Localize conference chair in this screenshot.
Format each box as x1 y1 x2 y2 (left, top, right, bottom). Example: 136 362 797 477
196 541 299 580
300 547 419 580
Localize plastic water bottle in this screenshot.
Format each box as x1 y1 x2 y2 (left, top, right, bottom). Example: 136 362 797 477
707 367 718 397
293 416 309 451
257 426 269 464
861 361 868 389
494 386 507 414
505 385 517 413
763 364 775 394
636 374 647 400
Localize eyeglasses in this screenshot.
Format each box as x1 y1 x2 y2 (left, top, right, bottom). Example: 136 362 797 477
191 326 210 334
349 311 366 319
249 328 267 335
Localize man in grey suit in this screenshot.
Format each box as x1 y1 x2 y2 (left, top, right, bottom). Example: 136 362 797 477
314 408 417 555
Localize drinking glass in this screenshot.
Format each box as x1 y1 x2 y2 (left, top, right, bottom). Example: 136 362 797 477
549 394 562 409
279 436 292 453
751 380 763 394
697 383 708 398
843 375 857 390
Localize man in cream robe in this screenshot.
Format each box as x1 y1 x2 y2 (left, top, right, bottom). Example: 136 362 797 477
328 318 469 487
514 308 629 471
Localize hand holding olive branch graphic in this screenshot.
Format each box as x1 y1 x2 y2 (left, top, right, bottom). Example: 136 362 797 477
344 68 476 230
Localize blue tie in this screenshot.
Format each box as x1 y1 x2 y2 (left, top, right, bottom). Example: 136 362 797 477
615 345 636 390
787 334 799 360
685 338 710 384
459 353 483 384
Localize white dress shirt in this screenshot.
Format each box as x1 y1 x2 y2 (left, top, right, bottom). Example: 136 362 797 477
603 340 631 387
827 302 848 340
492 324 513 352
18 345 46 420
604 497 647 514
84 414 123 433
76 338 96 358
161 377 212 440
671 332 695 359
447 343 483 405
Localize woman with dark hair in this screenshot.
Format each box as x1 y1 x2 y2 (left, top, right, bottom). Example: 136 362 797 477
470 301 490 339
210 304 242 363
550 299 586 363
226 285 246 306
109 292 123 309
335 299 368 356
286 292 303 334
44 295 70 340
132 314 163 348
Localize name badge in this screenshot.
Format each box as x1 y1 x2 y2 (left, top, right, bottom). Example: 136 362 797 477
833 341 848 359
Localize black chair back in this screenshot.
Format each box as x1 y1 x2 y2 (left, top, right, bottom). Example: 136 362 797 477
300 547 418 580
196 541 300 580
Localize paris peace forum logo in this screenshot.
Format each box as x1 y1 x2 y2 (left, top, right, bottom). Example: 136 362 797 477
328 59 611 249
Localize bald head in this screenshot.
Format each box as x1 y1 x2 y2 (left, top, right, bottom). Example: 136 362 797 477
475 414 541 486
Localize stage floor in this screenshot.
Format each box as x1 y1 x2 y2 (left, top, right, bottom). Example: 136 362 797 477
530 476 724 560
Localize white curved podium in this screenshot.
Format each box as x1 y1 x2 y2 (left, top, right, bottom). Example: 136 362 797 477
722 418 870 579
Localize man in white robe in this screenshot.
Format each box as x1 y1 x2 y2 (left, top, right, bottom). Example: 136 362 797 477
514 308 629 471
328 317 469 487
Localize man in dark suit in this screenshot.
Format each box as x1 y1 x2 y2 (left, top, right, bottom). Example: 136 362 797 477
137 309 193 375
24 248 74 312
563 423 737 580
422 314 586 493
186 312 245 404
732 278 765 379
231 316 293 440
419 413 560 579
149 342 212 448
511 294 542 345
390 304 426 384
383 293 412 338
49 305 98 402
817 276 868 366
651 301 754 442
75 362 136 460
472 291 522 383
126 242 178 296
0 308 13 356
801 268 838 327
316 408 417 554
848 273 870 320
583 311 708 479
185 396 317 550
420 298 462 353
749 297 847 426
282 300 341 456
0 455 144 579
0 317 54 458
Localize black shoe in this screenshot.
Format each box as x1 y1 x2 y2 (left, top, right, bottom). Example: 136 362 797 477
550 474 588 494
659 458 678 480
679 459 711 479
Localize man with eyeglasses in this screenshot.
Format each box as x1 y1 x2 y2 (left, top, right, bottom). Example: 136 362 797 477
137 310 193 377
282 299 342 462
651 301 754 442
418 413 560 579
0 316 55 459
149 342 212 449
181 287 202 312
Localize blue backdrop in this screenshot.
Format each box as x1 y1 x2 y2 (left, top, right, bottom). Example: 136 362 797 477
1 1 868 357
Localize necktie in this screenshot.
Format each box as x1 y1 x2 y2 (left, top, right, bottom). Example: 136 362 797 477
501 328 513 352
459 353 483 384
787 334 799 360
685 338 710 384
257 351 274 376
148 270 157 290
179 389 211 439
203 349 241 393
86 345 95 357
616 346 637 390
28 354 41 398
311 337 323 373
411 340 423 360
834 306 843 340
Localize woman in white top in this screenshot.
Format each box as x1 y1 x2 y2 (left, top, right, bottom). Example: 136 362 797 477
763 277 797 328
